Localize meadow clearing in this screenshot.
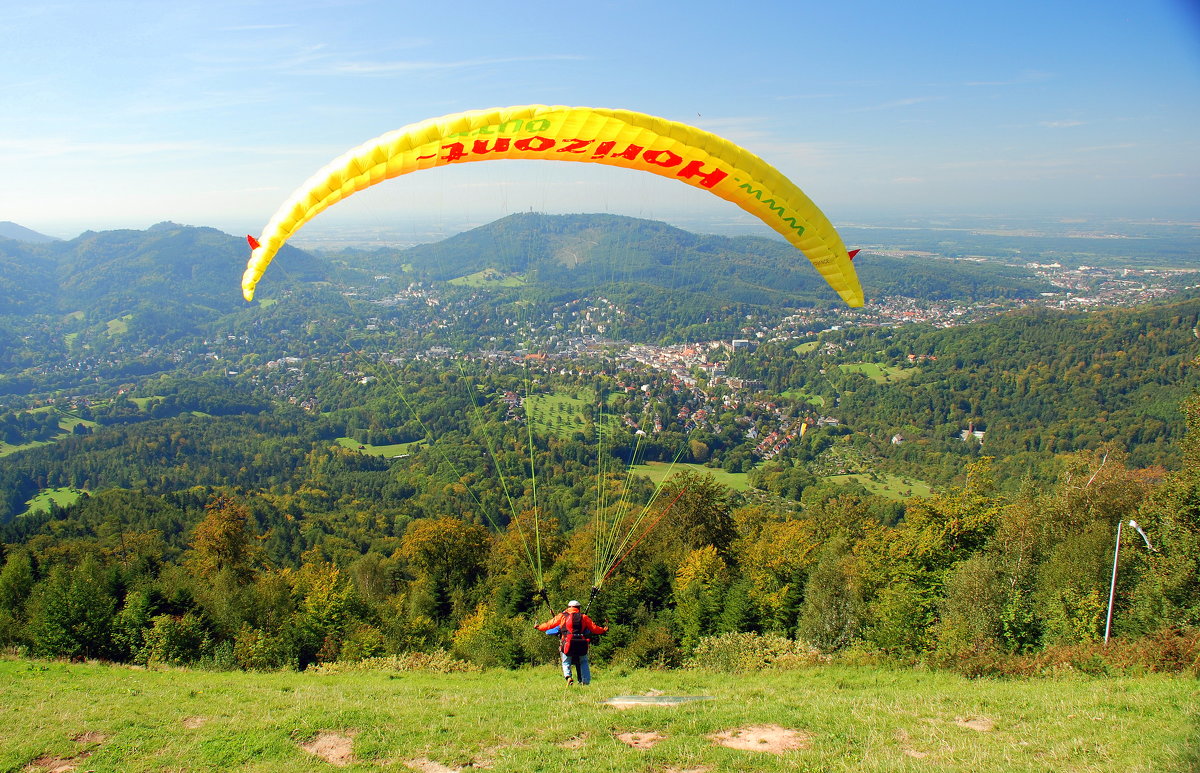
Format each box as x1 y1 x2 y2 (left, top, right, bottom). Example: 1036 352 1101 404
2 658 1194 772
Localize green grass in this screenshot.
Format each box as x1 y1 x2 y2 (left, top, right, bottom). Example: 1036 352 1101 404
0 438 54 458
21 487 84 515
525 390 600 441
630 461 752 492
0 407 95 458
449 269 527 288
0 659 1193 772
793 341 819 354
106 314 133 336
780 389 825 407
335 437 425 458
826 473 933 500
839 363 914 384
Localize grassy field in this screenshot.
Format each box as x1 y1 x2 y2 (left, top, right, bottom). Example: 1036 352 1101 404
630 461 752 492
0 438 55 458
106 314 132 336
525 390 600 441
335 437 424 458
21 487 85 515
1 658 1194 772
0 408 96 458
449 269 527 288
827 473 933 500
838 363 915 384
780 389 825 407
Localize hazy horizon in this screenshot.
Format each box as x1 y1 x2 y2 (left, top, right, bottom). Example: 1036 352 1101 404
2 1 1197 242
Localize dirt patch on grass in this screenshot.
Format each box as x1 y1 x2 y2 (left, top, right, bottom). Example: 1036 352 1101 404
708 724 811 754
615 731 665 749
25 731 109 772
559 734 588 749
604 691 714 709
181 716 208 729
404 759 460 773
896 728 930 759
300 731 357 767
955 717 995 732
24 757 86 773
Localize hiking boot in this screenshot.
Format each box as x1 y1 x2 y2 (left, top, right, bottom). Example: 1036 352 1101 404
565 676 574 686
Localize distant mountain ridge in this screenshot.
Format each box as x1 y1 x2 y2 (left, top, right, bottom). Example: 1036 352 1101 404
0 214 1059 335
376 212 1054 306
0 222 328 315
0 222 58 243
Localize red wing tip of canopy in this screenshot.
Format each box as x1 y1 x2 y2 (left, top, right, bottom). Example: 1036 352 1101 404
848 249 861 261
247 234 261 250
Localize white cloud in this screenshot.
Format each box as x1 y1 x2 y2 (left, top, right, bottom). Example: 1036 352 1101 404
315 54 584 77
854 96 942 112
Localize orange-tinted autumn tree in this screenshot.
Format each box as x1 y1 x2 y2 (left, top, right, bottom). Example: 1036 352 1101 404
186 496 263 583
399 516 489 623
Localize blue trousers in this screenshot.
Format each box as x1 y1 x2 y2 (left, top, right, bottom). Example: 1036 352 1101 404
560 651 591 684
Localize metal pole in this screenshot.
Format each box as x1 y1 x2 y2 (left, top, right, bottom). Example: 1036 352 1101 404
1104 520 1124 645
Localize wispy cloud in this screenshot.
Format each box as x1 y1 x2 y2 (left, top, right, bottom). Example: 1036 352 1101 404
853 96 942 112
217 24 297 32
1075 143 1137 153
1040 120 1085 128
965 70 1052 87
314 54 585 77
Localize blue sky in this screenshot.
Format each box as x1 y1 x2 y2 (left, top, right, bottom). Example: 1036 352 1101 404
2 0 1198 240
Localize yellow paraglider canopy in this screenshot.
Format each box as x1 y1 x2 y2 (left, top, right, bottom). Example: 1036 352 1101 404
242 105 863 306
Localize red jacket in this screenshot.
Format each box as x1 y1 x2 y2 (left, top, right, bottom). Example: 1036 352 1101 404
537 609 607 653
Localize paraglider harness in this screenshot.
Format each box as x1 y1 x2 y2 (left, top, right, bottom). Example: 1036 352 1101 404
561 609 597 656
539 588 603 657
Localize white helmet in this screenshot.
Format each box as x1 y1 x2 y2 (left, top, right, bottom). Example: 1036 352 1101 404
567 600 581 608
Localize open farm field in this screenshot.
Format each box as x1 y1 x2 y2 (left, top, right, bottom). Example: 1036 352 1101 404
20 487 84 515
525 389 606 441
838 363 915 384
780 389 825 406
1 659 1193 772
631 461 752 491
0 438 55 458
826 472 933 500
449 269 526 287
335 437 424 458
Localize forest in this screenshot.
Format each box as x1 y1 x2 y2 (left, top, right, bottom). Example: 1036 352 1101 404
0 217 1198 676
0 407 1197 675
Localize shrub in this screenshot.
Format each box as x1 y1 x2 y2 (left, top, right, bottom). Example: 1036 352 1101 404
338 623 387 663
687 631 826 672
932 626 1200 678
451 604 553 669
1036 626 1200 676
233 623 300 671
614 623 683 669
143 613 212 666
934 554 1005 657
310 650 481 674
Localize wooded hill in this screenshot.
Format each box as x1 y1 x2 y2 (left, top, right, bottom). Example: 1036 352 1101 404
736 298 1200 473
0 215 1197 675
